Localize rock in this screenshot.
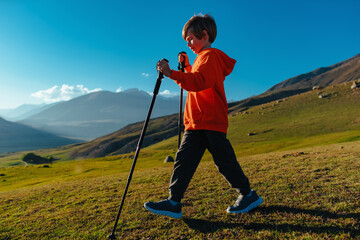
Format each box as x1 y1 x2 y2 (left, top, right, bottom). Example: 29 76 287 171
248 132 256 136
351 81 359 89
164 156 174 163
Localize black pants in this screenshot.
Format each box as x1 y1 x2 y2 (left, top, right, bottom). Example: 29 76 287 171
168 130 251 202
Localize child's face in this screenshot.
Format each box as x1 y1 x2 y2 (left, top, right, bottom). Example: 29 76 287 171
185 31 211 54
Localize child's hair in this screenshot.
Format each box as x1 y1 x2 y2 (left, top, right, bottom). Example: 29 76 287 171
182 14 217 43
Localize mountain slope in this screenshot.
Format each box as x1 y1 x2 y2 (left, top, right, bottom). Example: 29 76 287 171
68 113 180 158
267 53 360 92
20 89 182 140
227 53 360 114
0 117 79 154
228 88 310 114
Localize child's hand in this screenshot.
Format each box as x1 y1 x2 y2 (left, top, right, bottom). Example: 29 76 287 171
178 52 191 72
157 59 172 77
178 52 190 67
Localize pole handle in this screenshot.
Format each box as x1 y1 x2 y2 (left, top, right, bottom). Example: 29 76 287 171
178 51 186 72
177 52 185 149
154 58 168 95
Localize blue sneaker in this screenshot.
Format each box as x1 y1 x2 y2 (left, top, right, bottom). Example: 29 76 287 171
144 199 183 219
226 190 263 213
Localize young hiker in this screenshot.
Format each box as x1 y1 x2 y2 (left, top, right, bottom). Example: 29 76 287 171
144 14 263 218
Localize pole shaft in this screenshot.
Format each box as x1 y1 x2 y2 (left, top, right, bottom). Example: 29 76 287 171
178 88 183 149
177 52 185 149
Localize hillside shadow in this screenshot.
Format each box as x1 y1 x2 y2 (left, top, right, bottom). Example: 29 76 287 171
183 205 359 236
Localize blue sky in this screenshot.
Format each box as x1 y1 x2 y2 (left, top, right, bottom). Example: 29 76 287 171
0 0 359 109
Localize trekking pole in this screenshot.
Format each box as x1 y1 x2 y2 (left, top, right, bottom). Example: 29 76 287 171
108 59 168 240
177 51 186 148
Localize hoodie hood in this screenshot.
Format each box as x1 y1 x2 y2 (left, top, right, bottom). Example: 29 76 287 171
201 48 236 76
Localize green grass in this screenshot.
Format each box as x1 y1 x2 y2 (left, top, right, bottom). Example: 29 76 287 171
0 144 77 168
227 83 360 149
0 141 359 239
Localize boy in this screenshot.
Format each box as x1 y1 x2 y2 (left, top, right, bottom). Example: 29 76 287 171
144 14 263 218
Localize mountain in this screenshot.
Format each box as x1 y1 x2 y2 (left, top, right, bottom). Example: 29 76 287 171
20 89 183 140
267 53 360 92
228 53 360 114
0 103 59 121
0 117 79 154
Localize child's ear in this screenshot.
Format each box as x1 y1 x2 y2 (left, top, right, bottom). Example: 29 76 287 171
202 30 209 40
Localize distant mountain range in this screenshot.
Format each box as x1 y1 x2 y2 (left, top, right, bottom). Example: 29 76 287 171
0 103 59 121
0 117 79 154
19 88 183 140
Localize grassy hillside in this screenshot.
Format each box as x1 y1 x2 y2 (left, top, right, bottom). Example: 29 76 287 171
227 81 360 155
0 143 81 168
0 141 359 239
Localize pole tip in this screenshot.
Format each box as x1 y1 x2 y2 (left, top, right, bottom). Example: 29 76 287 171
107 233 116 239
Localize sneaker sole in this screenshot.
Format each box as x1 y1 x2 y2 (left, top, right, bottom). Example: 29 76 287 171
144 203 183 219
226 197 263 214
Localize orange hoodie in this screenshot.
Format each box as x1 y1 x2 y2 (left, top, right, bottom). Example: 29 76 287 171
170 48 236 134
